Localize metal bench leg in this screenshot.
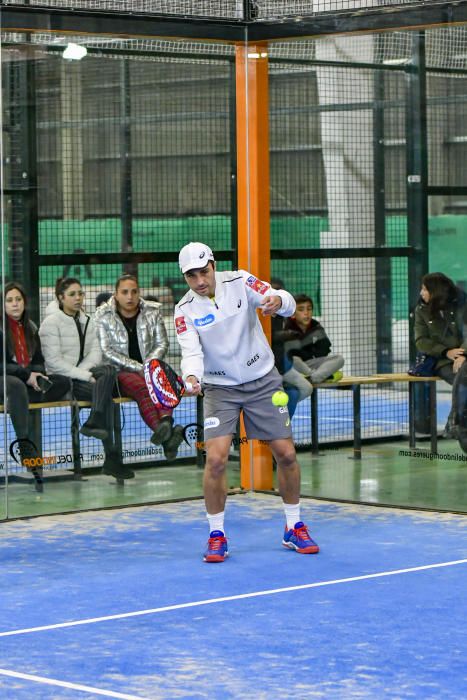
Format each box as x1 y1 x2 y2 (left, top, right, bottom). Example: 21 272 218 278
113 403 125 486
408 382 416 448
113 402 123 458
70 403 83 480
311 391 319 455
429 381 438 454
352 385 362 459
31 409 42 456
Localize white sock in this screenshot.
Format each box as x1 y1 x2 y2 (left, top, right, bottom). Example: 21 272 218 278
283 502 301 531
207 511 225 535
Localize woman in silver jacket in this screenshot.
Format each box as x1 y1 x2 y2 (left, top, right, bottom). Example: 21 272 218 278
94 274 184 461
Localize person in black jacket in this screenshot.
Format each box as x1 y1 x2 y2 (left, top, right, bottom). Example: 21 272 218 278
0 282 70 491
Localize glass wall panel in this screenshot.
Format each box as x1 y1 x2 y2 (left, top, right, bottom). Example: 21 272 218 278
1 31 240 518
269 27 467 513
1 198 6 521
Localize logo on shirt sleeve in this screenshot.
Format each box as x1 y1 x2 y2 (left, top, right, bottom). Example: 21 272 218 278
175 316 187 334
246 275 269 295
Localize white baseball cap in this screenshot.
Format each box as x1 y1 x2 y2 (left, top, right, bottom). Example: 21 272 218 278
179 242 215 274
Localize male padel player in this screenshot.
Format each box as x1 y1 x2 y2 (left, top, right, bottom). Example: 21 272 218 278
174 242 319 562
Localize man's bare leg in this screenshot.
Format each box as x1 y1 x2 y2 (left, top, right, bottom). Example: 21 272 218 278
203 434 232 515
203 434 232 562
268 437 318 553
268 437 301 503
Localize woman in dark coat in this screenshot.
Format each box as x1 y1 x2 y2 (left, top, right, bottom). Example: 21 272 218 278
414 272 467 439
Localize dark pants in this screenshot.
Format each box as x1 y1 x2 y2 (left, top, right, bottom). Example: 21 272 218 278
0 374 70 442
437 362 467 426
72 365 118 459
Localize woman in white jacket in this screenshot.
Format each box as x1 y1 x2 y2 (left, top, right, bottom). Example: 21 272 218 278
39 278 132 479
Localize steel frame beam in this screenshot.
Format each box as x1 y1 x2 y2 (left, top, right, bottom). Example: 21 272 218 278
3 3 467 43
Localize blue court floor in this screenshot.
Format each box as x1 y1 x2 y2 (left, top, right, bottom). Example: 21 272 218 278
0 494 466 699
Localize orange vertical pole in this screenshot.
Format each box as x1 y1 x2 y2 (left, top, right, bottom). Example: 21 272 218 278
235 42 273 491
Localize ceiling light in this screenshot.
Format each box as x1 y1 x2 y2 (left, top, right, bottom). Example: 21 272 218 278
63 43 87 60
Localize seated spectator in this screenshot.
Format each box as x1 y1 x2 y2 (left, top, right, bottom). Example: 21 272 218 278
0 282 70 491
39 278 132 480
282 294 345 401
96 291 112 308
414 272 467 440
95 274 184 461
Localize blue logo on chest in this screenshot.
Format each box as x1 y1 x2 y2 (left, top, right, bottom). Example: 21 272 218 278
194 314 215 328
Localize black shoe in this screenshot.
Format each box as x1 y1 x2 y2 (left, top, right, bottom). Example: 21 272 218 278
162 424 184 461
150 416 173 445
443 423 458 440
102 461 135 480
80 415 109 441
32 468 44 492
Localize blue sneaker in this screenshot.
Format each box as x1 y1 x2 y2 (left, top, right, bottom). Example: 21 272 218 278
204 530 229 563
283 522 319 554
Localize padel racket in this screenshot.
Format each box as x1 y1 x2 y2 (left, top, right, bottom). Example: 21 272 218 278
144 358 185 409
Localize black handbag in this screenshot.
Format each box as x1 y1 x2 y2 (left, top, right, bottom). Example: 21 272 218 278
408 352 437 377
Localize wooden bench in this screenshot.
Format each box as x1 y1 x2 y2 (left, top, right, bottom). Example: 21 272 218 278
310 373 442 458
0 399 118 480
1 375 442 476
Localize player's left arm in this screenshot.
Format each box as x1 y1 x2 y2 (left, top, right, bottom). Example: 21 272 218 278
240 270 296 318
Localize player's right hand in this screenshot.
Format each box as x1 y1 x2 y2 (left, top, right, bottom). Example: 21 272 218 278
185 375 202 396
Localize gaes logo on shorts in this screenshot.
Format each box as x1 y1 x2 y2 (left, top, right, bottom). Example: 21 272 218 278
194 314 215 328
204 416 220 430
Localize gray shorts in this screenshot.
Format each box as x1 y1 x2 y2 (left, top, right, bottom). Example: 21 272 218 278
202 368 293 441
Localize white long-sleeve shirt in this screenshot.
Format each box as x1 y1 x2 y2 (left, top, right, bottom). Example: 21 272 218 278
174 270 296 386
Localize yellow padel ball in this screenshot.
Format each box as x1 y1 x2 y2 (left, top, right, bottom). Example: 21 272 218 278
272 390 289 407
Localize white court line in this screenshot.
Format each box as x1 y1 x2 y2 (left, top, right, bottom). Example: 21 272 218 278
0 668 149 700
0 559 465 639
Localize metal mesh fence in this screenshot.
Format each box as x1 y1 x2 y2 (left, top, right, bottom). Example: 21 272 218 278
1 0 451 21
2 1 245 19
34 53 233 223
270 33 409 450
1 33 235 489
270 25 467 453
2 20 467 502
270 27 467 70
2 33 236 58
256 1 450 21
428 72 467 189
3 37 235 292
